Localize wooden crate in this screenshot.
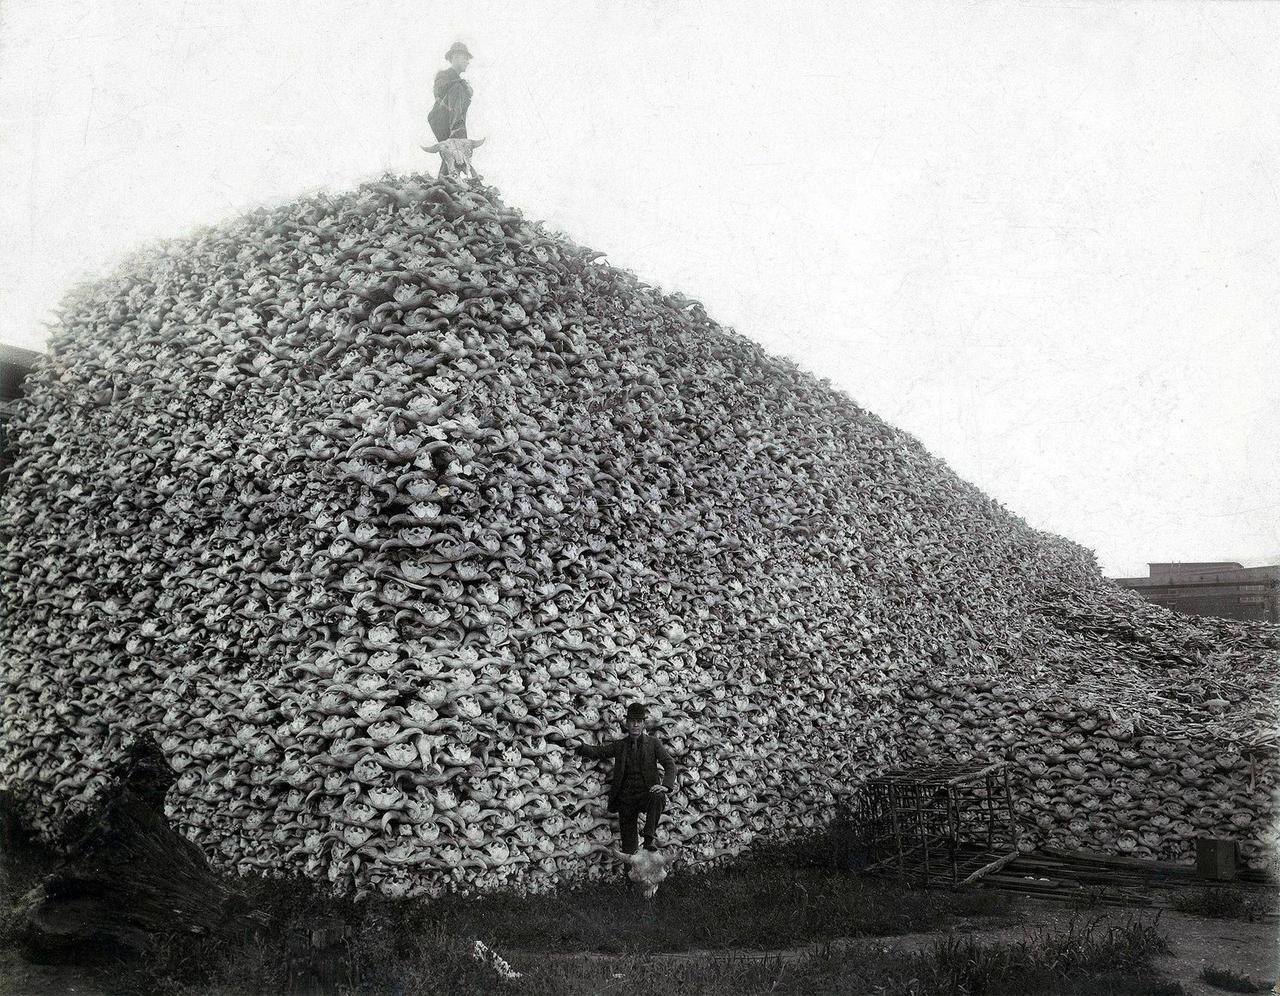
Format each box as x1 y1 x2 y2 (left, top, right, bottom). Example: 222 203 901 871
852 760 1021 888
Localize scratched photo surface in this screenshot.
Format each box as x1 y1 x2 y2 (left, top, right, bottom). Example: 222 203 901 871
0 2 1277 989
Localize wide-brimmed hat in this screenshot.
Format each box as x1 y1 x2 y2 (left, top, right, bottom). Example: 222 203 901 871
446 42 473 61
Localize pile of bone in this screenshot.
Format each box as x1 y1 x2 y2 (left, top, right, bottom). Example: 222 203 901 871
1 172 1276 899
898 673 1277 869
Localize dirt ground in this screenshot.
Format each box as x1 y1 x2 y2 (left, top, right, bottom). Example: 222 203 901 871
1154 909 1279 996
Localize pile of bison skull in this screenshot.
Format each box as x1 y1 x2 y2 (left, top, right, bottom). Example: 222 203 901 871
2 173 1276 901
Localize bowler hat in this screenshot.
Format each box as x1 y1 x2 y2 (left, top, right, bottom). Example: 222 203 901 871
446 42 473 61
625 702 648 723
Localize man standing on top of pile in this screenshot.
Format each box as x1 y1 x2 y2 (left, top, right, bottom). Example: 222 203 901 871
429 42 474 143
572 702 679 854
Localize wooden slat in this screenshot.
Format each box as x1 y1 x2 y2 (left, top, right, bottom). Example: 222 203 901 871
958 849 1020 887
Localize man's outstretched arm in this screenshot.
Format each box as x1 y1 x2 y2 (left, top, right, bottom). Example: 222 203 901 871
575 739 620 760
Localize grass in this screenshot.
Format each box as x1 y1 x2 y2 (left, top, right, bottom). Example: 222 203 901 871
422 823 1012 955
0 794 58 955
89 874 1183 996
424 862 1014 954
82 862 1012 993
895 916 1182 996
337 913 1179 996
1199 964 1271 994
103 909 1181 995
1167 887 1277 921
0 813 1186 996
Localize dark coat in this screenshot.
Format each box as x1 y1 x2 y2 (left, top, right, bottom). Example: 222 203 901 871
429 68 472 141
578 734 678 812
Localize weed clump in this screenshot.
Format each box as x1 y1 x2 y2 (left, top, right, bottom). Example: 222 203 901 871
1199 963 1270 993
1172 885 1254 916
908 916 1178 996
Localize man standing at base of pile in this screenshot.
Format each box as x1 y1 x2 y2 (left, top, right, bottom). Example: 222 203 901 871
573 703 678 853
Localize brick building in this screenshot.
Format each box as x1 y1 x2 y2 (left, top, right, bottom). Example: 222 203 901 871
1115 562 1280 623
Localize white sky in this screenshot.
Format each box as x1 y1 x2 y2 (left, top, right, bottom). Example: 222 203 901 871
1 0 1277 578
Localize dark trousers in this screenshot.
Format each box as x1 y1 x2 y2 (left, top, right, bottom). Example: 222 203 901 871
617 791 666 854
